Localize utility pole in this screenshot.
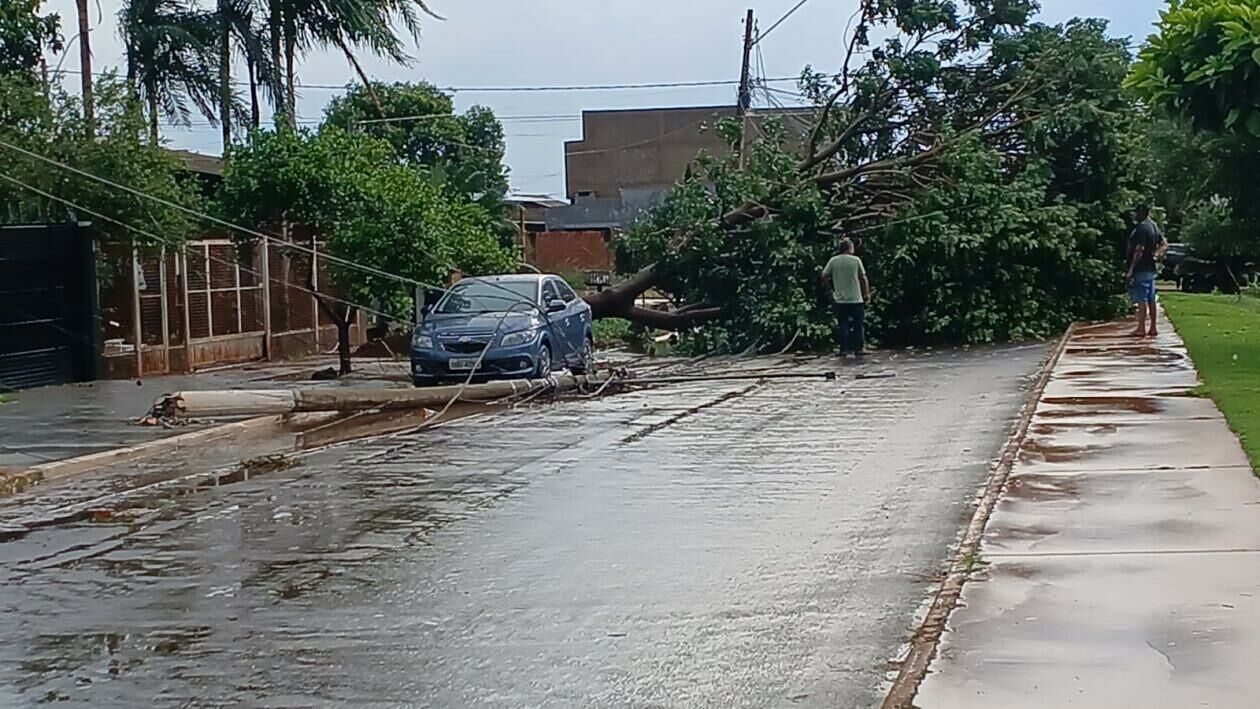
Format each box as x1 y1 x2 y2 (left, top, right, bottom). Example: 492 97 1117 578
76 0 94 138
737 9 755 117
737 9 754 169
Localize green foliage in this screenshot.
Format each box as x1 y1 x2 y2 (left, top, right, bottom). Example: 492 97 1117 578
592 317 631 348
1128 0 1260 135
0 0 62 77
1144 115 1260 259
870 141 1126 345
0 74 202 251
322 82 515 244
217 126 515 320
1179 198 1260 261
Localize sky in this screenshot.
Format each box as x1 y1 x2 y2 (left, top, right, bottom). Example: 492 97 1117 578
41 0 1164 197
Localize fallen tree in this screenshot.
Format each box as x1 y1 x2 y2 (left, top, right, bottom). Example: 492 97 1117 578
590 3 1144 350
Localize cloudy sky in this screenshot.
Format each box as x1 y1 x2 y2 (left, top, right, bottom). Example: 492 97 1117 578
42 0 1163 197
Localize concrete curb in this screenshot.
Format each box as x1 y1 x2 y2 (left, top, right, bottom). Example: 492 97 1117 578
0 415 285 501
881 324 1076 709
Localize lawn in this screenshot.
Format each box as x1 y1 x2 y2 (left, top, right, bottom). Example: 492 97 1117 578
1162 293 1260 472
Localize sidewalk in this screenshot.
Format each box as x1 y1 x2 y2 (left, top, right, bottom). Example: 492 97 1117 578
916 310 1260 707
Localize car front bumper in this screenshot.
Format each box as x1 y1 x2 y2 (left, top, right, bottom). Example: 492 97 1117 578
410 344 539 381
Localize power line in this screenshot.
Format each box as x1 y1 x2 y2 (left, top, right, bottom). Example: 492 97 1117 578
50 69 806 93
754 0 814 47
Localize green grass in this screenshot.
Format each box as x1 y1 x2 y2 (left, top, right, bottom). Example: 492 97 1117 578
1163 293 1260 472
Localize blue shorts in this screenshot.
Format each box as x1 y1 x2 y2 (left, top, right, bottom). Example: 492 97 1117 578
1130 271 1157 304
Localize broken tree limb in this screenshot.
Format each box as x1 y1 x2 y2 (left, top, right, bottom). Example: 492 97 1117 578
151 373 611 420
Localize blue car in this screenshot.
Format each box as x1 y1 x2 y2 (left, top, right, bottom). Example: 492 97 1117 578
410 274 594 386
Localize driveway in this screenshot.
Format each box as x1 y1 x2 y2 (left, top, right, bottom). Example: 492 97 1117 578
0 346 1046 707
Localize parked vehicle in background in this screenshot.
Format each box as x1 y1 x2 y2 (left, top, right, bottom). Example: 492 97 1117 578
1159 242 1188 281
1175 257 1254 294
409 274 594 386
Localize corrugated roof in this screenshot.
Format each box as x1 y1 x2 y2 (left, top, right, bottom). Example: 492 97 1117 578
506 193 569 209
166 149 223 176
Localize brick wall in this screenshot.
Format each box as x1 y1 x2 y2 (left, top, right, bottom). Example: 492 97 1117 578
530 230 613 273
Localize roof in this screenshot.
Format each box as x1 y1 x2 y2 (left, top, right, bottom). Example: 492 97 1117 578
166 149 223 177
506 193 569 209
577 104 815 117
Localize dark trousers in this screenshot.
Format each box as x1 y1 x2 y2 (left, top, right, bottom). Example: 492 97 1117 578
834 303 866 354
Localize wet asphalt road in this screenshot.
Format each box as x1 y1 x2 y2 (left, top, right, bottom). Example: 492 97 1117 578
0 347 1045 708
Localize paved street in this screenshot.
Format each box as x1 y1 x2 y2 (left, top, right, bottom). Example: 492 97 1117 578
0 347 1045 708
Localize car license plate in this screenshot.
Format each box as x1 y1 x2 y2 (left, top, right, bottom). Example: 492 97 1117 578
449 357 479 371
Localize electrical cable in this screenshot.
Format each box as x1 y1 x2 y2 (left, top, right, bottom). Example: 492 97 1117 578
52 69 808 92
753 0 814 47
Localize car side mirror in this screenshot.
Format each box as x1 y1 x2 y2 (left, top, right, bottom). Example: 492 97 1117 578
547 299 566 313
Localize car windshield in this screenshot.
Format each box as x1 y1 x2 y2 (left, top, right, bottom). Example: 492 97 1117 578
435 280 538 315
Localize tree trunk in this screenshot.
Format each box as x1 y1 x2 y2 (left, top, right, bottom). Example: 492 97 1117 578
338 39 383 114
311 288 355 376
147 90 159 145
219 3 232 152
582 265 659 319
268 0 285 129
283 12 297 129
76 0 93 138
335 310 355 376
579 264 723 330
247 54 260 129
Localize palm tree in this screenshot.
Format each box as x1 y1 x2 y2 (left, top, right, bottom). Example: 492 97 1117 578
118 0 221 144
261 0 440 128
214 0 274 149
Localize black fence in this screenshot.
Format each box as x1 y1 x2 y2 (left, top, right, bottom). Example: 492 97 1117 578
0 223 97 390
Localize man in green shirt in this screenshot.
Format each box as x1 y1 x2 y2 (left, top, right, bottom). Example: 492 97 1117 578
821 238 871 356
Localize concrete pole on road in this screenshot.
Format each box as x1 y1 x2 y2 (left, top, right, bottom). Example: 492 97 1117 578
150 374 611 419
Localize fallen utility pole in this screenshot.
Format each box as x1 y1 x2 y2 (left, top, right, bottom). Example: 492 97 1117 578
150 373 610 420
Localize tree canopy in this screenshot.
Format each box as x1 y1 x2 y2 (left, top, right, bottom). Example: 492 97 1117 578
0 0 62 77
1129 0 1260 263
322 81 515 244
216 124 516 371
0 74 201 252
1127 0 1260 135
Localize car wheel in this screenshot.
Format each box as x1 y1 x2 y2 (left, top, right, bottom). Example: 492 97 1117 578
533 343 552 379
571 337 595 375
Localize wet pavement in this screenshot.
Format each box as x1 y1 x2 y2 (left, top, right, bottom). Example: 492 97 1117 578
0 347 1046 707
0 358 413 469
916 313 1260 708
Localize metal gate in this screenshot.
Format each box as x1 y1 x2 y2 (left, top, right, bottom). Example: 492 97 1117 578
0 223 97 389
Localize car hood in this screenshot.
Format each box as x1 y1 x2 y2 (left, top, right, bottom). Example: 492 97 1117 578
419 312 540 336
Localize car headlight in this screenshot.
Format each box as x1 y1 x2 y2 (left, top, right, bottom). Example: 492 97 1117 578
412 334 434 350
500 329 536 347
